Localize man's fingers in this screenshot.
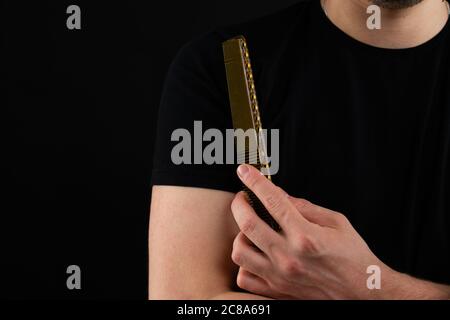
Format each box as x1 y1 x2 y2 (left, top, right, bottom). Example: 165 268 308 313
231 191 281 254
289 197 347 228
232 232 271 278
236 164 309 231
236 269 277 299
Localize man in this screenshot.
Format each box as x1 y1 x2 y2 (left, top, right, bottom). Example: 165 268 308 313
149 0 450 299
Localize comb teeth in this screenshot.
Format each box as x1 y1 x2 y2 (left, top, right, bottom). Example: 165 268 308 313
243 186 281 232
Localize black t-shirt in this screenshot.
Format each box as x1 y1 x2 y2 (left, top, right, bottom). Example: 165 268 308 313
152 0 450 284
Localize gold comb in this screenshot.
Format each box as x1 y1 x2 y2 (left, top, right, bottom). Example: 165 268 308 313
223 36 281 232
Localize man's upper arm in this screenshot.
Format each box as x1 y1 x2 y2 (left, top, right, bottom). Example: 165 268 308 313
148 185 239 299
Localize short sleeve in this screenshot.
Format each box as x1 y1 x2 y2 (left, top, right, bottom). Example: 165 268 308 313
150 32 241 193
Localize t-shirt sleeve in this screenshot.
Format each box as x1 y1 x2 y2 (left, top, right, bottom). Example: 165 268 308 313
150 32 241 193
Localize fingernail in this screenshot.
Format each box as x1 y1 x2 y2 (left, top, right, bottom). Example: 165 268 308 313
237 165 249 179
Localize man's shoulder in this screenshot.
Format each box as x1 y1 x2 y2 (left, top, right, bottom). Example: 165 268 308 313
178 0 313 64
215 0 312 43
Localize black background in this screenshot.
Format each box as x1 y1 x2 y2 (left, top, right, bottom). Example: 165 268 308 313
3 0 300 299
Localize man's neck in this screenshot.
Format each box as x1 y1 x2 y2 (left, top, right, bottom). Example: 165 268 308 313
322 0 449 49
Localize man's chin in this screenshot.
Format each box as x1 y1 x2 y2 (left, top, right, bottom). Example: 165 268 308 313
372 0 424 9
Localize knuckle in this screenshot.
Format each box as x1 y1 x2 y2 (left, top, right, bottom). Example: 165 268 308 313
240 217 256 234
293 234 318 255
334 212 349 225
265 194 283 212
231 195 243 213
280 257 303 277
295 198 311 210
231 248 243 265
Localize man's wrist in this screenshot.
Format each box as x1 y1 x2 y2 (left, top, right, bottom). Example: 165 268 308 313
375 266 450 300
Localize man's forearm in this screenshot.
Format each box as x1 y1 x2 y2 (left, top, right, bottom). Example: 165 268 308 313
381 269 450 300
212 270 450 300
212 278 450 300
211 274 450 300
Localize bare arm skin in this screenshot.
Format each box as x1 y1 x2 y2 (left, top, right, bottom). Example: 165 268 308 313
148 185 269 300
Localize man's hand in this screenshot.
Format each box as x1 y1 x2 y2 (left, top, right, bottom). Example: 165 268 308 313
230 164 450 300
